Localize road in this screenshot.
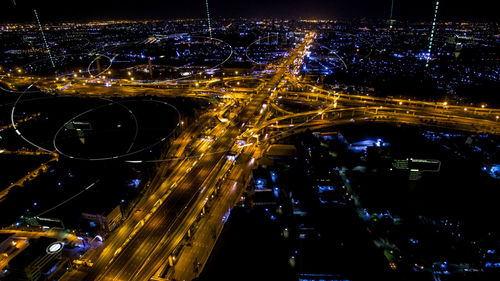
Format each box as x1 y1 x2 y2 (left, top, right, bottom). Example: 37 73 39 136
62 32 316 281
162 143 258 281
4 29 497 281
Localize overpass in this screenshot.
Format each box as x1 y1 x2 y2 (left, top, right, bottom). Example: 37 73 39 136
58 32 317 281
1 29 498 281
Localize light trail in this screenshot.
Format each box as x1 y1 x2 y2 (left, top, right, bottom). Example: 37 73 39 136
389 0 395 28
426 0 440 68
10 84 54 153
87 54 113 77
245 35 273 65
205 0 213 40
319 45 348 69
11 90 178 161
35 180 99 217
52 99 180 161
390 0 394 19
34 9 55 68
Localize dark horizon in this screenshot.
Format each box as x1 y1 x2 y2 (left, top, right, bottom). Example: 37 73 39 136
1 0 498 23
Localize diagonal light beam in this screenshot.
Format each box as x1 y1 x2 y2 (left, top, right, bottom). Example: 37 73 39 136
34 9 56 68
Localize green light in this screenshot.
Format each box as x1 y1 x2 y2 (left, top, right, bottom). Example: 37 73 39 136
205 0 212 40
390 0 394 19
34 9 55 68
426 0 440 68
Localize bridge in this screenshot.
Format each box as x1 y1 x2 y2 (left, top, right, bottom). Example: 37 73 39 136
1 30 498 281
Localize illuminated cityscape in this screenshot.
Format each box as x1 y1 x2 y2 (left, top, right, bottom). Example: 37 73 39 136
0 1 499 281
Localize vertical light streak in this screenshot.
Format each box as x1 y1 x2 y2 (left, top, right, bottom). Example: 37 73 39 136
390 0 394 19
205 0 213 40
389 0 395 29
12 0 17 6
426 1 440 68
34 9 55 68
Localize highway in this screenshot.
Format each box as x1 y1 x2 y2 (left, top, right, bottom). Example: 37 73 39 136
2 28 498 281
162 143 258 281
58 32 316 281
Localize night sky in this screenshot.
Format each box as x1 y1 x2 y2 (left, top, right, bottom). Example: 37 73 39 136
1 0 497 22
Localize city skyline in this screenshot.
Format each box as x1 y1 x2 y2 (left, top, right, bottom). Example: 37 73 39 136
0 2 498 281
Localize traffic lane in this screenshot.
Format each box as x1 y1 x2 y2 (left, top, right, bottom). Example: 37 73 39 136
88 124 208 274
112 128 242 280
97 129 239 279
91 33 309 280
109 157 230 280
98 179 198 280
129 161 233 281
85 155 195 280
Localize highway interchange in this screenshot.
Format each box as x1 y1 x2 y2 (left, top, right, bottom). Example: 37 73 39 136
1 31 499 281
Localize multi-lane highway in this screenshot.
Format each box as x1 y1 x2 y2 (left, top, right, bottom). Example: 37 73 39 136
2 29 498 281
60 32 317 281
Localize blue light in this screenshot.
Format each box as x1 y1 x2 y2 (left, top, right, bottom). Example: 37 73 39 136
409 238 419 244
318 186 335 193
271 172 278 183
128 179 141 188
488 164 500 179
46 265 58 275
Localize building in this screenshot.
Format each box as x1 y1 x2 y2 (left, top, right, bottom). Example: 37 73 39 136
81 204 122 232
6 237 62 281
